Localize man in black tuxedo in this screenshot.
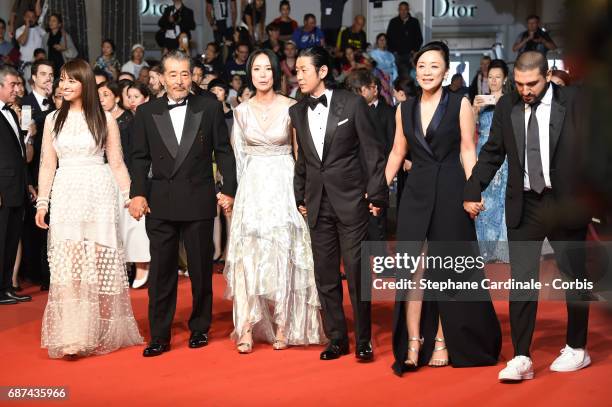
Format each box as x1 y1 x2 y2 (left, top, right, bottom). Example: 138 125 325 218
157 0 196 51
129 50 236 357
344 68 395 241
21 59 54 290
464 51 592 382
0 66 32 304
290 47 388 362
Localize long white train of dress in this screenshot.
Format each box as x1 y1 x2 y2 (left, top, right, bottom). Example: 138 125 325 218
224 98 326 346
38 110 143 358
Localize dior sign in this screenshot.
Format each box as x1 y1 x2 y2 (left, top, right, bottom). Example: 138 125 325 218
141 0 170 17
432 0 477 18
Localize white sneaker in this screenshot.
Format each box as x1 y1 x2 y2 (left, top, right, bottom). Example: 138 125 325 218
498 356 534 381
550 345 591 372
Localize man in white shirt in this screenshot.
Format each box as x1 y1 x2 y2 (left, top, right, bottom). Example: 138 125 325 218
16 9 45 63
465 51 593 382
0 66 33 305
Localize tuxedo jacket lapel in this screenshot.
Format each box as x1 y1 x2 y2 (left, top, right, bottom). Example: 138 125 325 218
172 99 202 176
300 102 321 164
549 96 565 161
0 110 23 155
152 103 179 159
322 91 345 161
511 102 526 169
411 99 435 158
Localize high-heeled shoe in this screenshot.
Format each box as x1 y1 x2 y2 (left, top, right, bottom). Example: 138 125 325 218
405 337 423 368
428 337 449 367
237 329 253 354
273 329 288 350
131 270 149 289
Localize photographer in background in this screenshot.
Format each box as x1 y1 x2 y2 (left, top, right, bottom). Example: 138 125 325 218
512 14 557 56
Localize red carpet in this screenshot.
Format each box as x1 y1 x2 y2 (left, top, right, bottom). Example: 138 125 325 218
2 263 611 406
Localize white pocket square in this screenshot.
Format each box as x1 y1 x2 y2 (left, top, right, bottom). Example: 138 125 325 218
337 118 349 126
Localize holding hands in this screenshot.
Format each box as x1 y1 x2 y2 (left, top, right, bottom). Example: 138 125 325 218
463 198 485 219
129 196 151 221
217 193 234 215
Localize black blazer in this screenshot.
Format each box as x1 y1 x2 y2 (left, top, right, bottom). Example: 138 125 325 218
290 89 388 228
464 84 591 229
21 92 53 187
130 94 237 221
158 5 196 38
0 106 28 207
371 98 396 156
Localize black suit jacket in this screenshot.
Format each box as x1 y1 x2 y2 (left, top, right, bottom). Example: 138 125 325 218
21 92 53 187
0 106 28 207
290 89 388 228
371 99 396 156
130 94 237 221
464 84 591 229
158 5 196 38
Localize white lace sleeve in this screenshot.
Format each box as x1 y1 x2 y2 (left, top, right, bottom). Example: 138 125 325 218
36 113 58 210
231 108 247 183
104 112 131 200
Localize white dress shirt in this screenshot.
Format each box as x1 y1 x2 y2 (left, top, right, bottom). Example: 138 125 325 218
306 89 333 160
168 97 188 144
0 100 23 156
523 84 553 190
32 89 50 112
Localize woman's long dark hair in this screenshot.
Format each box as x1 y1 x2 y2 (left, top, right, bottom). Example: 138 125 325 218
53 59 108 147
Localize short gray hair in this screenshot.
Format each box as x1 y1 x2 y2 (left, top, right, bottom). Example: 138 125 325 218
0 66 19 86
160 50 192 74
515 51 549 76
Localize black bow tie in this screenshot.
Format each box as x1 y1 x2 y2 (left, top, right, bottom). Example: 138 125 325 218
307 94 327 110
167 99 187 110
42 98 50 106
2 104 11 111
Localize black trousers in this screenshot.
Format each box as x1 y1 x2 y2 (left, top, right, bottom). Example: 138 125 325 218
367 209 387 241
0 205 24 292
146 217 214 342
309 191 371 344
507 190 589 356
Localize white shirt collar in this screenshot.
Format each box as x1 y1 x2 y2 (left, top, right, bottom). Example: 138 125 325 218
32 89 49 109
541 83 553 105
370 99 379 108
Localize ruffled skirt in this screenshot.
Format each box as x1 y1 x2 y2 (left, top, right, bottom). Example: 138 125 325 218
224 153 326 345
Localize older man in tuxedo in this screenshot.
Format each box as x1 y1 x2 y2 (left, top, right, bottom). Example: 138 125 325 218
129 50 236 357
0 66 33 304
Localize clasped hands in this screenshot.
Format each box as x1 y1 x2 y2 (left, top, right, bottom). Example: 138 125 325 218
463 198 485 219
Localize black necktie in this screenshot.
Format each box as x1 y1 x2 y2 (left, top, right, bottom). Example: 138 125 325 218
307 94 327 110
168 99 187 110
42 98 50 106
526 101 546 194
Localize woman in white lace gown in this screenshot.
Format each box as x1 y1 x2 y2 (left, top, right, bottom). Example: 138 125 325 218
35 59 143 359
224 49 326 353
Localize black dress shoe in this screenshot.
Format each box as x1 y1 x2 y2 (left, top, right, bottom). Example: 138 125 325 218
143 340 170 357
188 332 208 348
5 290 32 302
0 294 18 305
320 340 349 360
355 342 374 362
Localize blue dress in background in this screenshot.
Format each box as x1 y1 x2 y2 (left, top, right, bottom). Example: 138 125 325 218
475 106 509 263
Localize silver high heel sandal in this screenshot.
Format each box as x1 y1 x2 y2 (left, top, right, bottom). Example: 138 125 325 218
237 329 253 354
405 337 424 367
428 337 449 367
